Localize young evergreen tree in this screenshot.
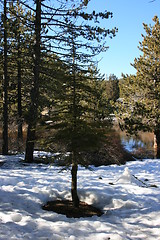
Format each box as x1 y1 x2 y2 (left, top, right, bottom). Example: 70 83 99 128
116 16 160 158
42 58 110 208
40 14 116 206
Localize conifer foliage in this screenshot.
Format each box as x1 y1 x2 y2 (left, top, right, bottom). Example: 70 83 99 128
116 16 160 158
37 2 116 207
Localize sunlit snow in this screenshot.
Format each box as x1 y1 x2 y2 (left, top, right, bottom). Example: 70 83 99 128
0 153 160 240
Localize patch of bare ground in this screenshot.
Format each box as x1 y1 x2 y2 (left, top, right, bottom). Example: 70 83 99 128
42 200 103 218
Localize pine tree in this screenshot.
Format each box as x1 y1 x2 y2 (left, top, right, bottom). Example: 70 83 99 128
40 16 115 207
25 0 41 162
116 16 160 158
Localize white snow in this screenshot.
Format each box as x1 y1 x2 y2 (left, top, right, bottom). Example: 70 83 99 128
0 153 160 240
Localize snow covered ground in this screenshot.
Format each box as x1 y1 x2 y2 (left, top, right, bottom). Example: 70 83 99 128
0 153 160 240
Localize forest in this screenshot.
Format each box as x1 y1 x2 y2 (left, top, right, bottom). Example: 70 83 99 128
0 0 160 239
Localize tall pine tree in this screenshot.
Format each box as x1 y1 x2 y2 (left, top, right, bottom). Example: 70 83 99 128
25 0 41 162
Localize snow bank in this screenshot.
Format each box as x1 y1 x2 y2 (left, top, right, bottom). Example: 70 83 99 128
0 155 160 240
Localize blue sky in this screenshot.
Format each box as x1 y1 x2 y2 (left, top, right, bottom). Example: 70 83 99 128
87 0 160 79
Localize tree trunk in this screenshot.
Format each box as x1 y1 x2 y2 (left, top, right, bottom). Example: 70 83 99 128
17 32 23 149
71 40 79 208
25 124 36 163
71 156 79 207
2 0 8 155
154 130 160 159
25 0 41 162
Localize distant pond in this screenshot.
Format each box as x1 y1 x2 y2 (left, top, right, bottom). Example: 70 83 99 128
119 131 155 159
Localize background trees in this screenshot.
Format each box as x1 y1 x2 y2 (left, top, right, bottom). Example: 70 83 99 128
116 16 160 158
106 74 119 102
8 0 35 149
0 0 37 153
2 0 9 154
